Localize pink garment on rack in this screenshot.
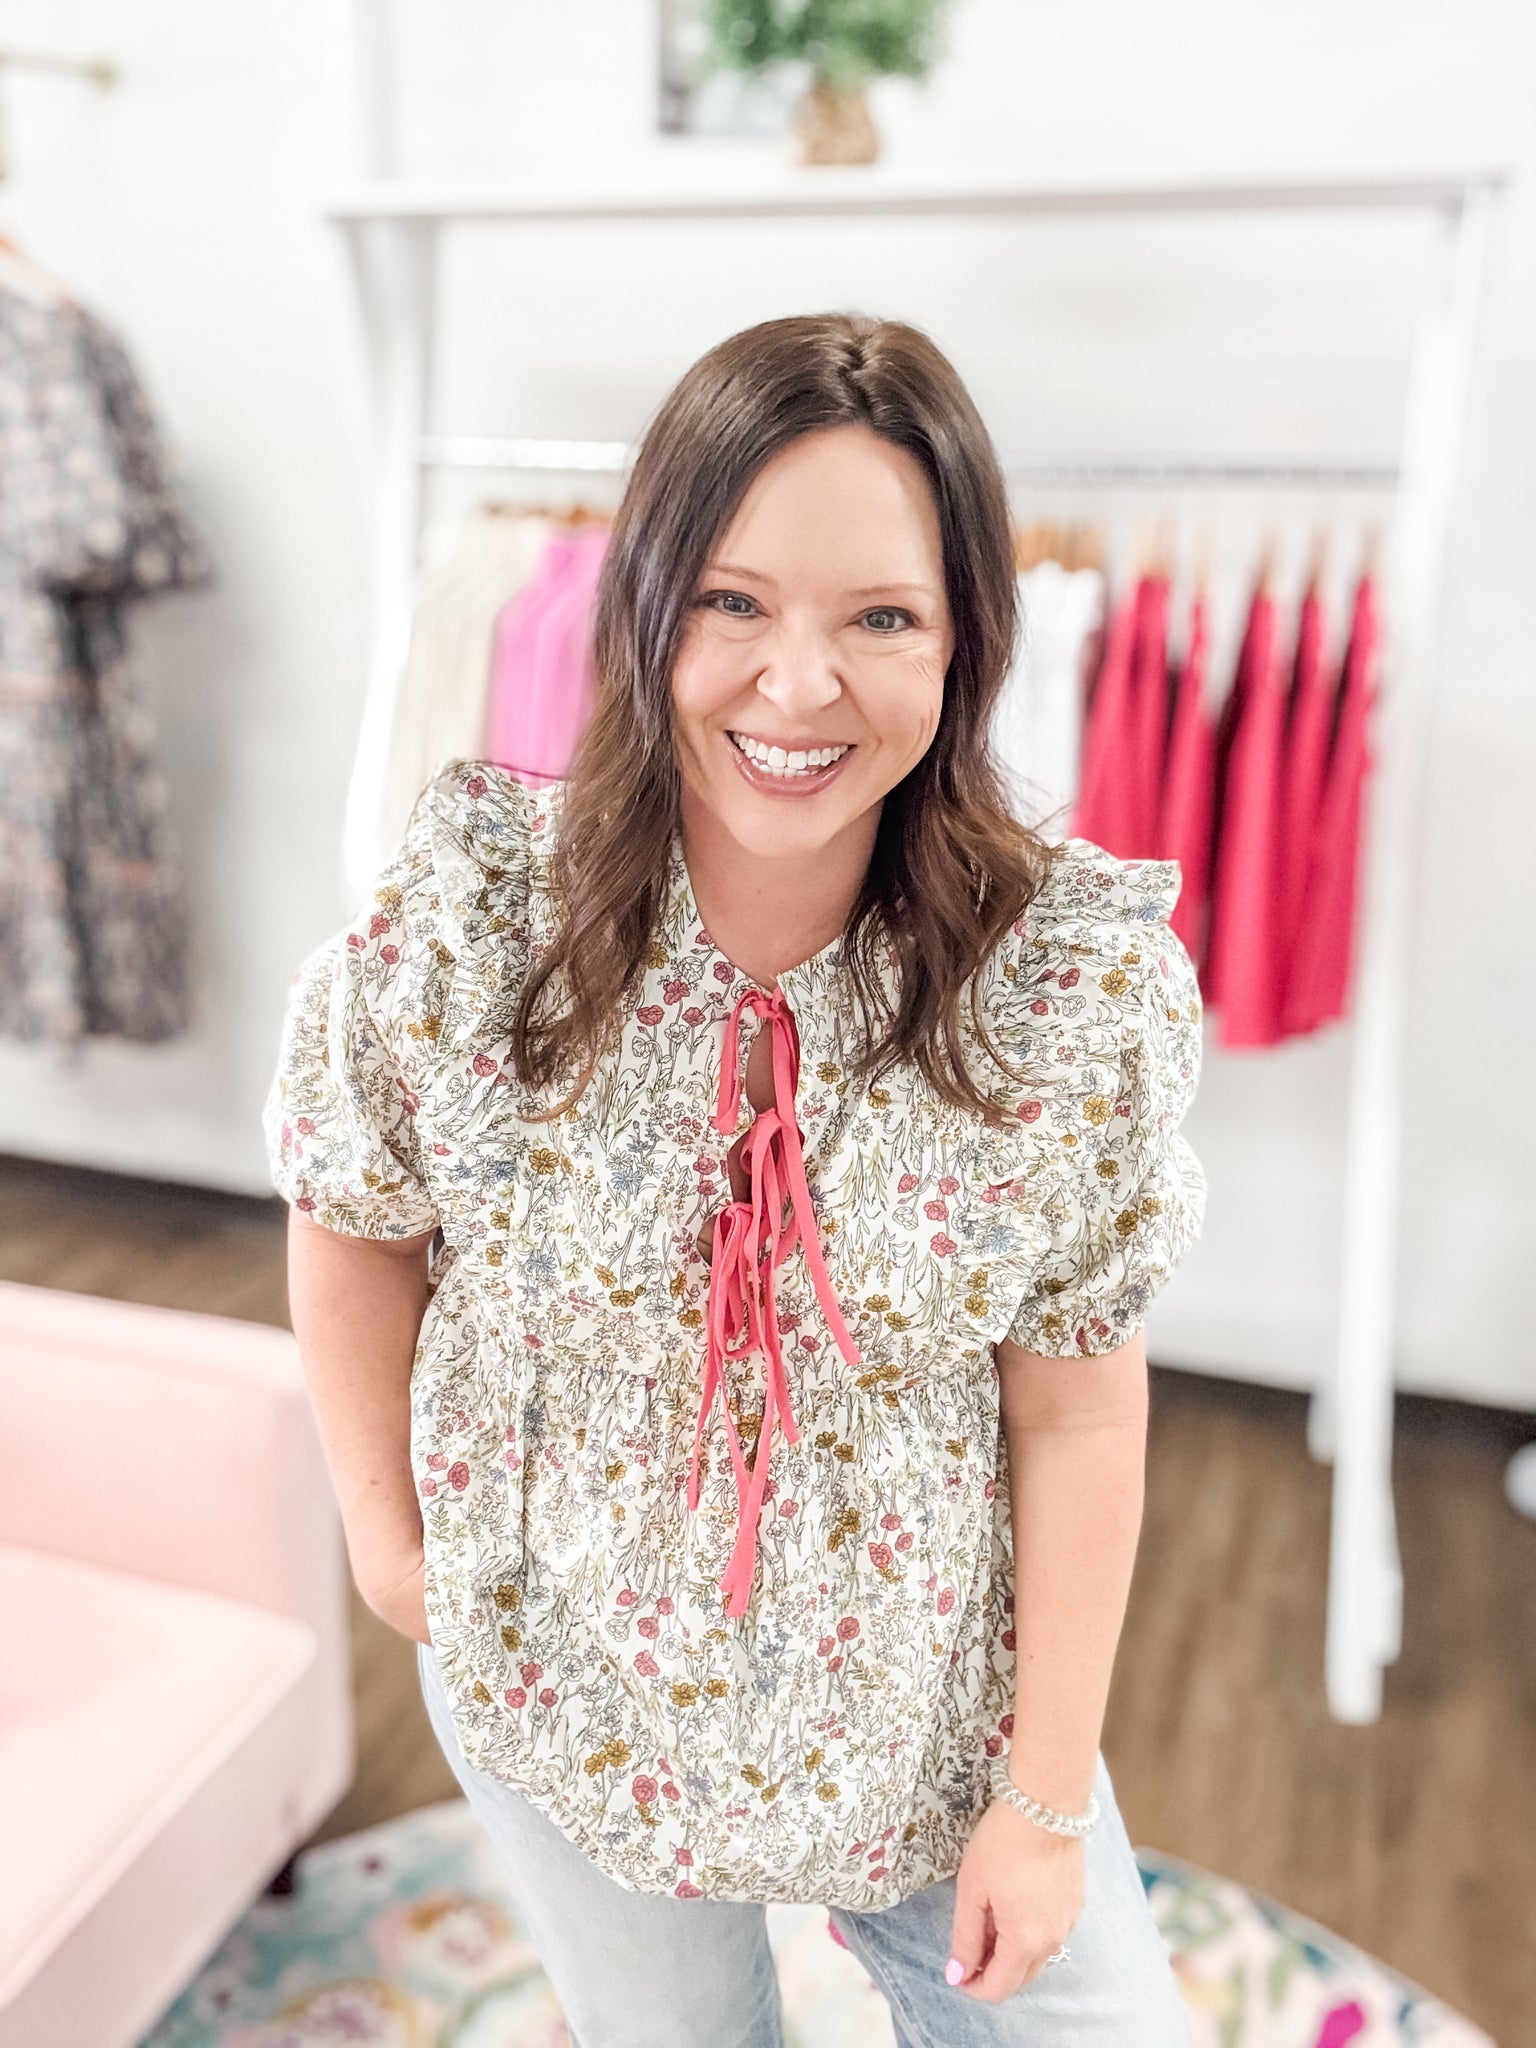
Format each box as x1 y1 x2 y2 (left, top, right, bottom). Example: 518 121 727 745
1155 589 1214 959
1126 572 1172 855
1069 586 1139 852
1203 587 1289 1047
1275 580 1334 1000
688 984 862 1619
483 524 610 783
1283 573 1381 1035
1198 575 1259 983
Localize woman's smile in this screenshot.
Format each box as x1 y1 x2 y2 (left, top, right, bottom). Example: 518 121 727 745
723 727 858 796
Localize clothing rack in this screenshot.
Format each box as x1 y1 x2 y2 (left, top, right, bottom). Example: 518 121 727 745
325 166 1501 1726
416 433 1402 491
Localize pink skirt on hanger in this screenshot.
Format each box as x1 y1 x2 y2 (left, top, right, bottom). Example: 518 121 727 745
1203 588 1288 1047
1155 589 1214 959
1275 580 1334 1004
1284 573 1381 1035
483 523 611 783
1126 572 1172 856
1070 586 1139 853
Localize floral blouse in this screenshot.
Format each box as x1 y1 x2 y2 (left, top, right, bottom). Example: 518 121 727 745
263 759 1206 1909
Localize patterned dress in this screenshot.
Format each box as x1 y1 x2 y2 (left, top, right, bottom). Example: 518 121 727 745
0 276 210 1045
264 759 1206 1908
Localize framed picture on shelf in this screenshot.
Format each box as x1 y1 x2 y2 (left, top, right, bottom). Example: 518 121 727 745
656 0 803 137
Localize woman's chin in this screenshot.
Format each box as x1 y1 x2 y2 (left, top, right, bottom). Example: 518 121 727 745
681 742 890 860
716 806 851 861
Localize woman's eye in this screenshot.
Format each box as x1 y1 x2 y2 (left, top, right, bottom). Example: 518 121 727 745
862 606 914 633
702 590 757 617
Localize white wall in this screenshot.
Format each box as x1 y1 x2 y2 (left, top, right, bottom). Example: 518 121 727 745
0 0 1531 1410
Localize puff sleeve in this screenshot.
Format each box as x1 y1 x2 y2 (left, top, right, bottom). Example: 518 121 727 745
261 780 451 1240
1000 839 1207 1357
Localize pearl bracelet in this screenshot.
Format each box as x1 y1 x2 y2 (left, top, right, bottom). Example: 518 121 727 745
987 1756 1100 1839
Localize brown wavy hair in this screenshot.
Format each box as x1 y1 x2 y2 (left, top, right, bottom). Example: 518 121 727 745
510 311 1052 1126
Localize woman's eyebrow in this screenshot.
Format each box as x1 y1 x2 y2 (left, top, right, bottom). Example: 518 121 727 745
706 562 936 599
704 561 771 582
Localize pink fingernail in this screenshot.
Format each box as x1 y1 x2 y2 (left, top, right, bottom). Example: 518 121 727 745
944 1958 966 1986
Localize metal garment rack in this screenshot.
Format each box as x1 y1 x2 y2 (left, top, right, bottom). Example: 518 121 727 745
325 167 1499 1725
415 433 1403 492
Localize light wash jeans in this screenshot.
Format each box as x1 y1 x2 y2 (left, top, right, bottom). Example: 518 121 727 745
416 1641 1188 2046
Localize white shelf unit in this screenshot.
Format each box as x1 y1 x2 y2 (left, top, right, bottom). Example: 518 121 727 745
324 166 1500 1725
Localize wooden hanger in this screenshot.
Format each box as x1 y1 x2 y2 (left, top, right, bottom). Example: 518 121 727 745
1191 525 1215 600
1012 519 1055 572
1129 515 1174 582
1054 522 1104 574
1153 513 1178 582
1254 526 1281 601
1305 524 1329 597
479 496 613 526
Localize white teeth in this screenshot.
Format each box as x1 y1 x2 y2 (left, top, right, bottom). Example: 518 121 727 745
729 733 851 778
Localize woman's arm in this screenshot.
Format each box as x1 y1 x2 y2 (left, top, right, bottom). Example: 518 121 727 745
995 1327 1149 1812
285 1206 436 1620
944 1330 1149 2000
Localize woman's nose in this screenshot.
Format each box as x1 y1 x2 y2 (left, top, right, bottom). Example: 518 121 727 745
754 628 843 713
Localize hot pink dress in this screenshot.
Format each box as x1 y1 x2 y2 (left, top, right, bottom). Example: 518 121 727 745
1203 588 1288 1047
1070 587 1138 851
1283 573 1380 1035
1275 582 1334 1007
1126 572 1172 856
1155 590 1214 960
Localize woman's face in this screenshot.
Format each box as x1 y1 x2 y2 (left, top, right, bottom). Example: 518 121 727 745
670 423 955 864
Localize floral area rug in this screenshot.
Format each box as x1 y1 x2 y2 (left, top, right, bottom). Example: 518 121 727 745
140 1800 1490 2048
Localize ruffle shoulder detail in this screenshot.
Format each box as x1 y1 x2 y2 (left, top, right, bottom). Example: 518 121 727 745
260 759 553 1238
416 758 554 1045
974 836 1207 1356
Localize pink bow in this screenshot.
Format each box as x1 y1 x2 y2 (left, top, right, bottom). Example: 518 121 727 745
687 985 862 1616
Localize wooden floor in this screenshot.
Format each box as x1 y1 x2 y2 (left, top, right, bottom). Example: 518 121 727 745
4 1150 1532 2046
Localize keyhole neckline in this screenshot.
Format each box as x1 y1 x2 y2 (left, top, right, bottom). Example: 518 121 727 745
667 829 851 1006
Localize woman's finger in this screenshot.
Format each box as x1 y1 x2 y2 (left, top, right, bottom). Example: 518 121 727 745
968 1933 1048 2004
944 1883 991 1988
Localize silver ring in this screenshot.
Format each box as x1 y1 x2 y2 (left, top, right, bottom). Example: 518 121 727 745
1045 1942 1071 1967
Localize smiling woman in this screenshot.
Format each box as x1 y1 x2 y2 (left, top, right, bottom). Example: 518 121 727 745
511 313 1045 1124
265 310 1204 2046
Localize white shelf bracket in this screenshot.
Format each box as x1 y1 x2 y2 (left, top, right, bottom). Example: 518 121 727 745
339 214 439 900
1322 181 1493 1723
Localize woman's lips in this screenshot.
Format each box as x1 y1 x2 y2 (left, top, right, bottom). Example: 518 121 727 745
725 734 856 797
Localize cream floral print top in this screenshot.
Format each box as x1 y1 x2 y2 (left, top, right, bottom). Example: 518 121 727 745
263 759 1206 1909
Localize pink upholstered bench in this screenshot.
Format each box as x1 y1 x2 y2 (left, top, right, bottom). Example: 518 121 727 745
0 1282 354 2048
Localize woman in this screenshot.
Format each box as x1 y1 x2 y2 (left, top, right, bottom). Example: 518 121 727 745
265 312 1205 2044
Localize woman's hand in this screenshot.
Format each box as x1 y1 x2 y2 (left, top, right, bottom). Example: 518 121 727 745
945 1801 1085 2001
356 1539 432 1647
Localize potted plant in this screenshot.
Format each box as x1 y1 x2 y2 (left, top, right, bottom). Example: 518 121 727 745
694 0 951 165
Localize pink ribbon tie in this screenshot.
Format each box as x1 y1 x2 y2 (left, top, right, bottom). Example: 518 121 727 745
687 985 862 1617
